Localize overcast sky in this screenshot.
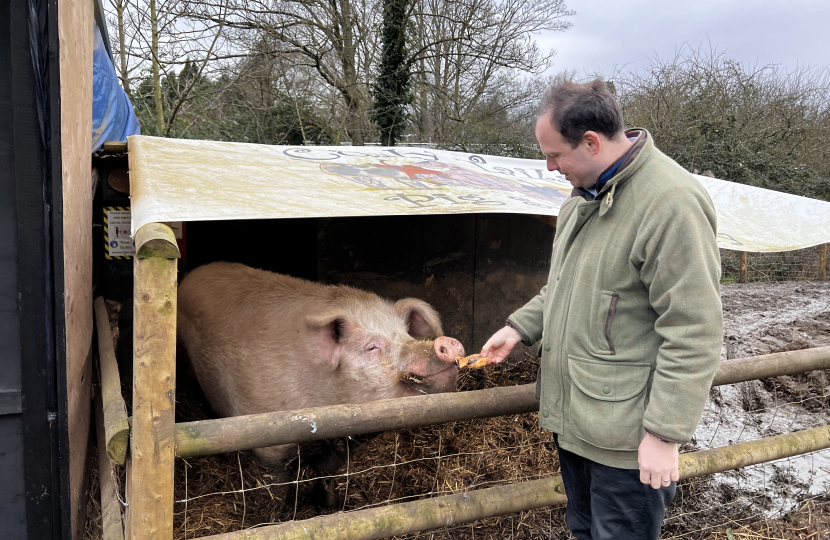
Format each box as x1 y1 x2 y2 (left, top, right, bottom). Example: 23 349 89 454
538 0 830 78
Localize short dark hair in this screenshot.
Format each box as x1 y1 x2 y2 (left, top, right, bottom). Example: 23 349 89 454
538 79 624 148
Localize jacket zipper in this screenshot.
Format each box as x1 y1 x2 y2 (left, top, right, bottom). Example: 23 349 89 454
551 203 593 432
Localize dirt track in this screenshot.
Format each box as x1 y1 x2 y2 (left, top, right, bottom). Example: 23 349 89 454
722 281 830 359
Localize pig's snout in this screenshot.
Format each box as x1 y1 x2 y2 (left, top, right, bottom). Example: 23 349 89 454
434 336 465 364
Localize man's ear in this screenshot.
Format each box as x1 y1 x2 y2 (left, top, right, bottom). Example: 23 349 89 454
394 298 443 339
306 311 352 368
583 131 602 155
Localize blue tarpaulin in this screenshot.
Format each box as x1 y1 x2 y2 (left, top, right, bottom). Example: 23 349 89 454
92 23 139 153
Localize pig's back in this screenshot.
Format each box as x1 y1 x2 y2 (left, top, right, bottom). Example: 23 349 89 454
179 261 328 307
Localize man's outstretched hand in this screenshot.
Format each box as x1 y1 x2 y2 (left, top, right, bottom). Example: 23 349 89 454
480 326 523 365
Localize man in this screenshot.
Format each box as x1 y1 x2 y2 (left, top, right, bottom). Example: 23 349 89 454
481 79 723 539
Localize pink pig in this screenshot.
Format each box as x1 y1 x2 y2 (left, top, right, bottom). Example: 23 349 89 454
177 262 464 476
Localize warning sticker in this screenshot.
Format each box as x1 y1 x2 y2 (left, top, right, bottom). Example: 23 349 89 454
104 206 184 259
169 222 184 240
104 207 136 259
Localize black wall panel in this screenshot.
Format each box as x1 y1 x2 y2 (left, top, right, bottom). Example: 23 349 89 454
0 0 66 537
0 0 27 536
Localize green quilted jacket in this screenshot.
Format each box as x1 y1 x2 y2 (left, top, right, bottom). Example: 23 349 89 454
509 130 723 469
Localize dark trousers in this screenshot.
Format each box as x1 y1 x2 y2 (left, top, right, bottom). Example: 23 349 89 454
556 441 676 540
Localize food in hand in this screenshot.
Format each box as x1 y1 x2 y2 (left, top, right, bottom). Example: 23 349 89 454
456 354 490 369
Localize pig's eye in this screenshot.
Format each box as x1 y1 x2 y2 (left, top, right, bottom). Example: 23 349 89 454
367 344 380 352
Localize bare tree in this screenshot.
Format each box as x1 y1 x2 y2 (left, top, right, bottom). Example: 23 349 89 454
409 0 572 145
174 0 572 145
613 45 830 200
109 0 132 94
149 0 166 131
107 0 575 148
106 0 232 136
179 0 381 144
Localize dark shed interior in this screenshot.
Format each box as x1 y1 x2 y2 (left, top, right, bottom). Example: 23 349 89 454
93 158 555 381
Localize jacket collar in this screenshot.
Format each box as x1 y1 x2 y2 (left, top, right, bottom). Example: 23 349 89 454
570 129 655 216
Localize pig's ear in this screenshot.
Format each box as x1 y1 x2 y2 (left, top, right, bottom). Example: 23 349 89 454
306 312 352 368
394 298 443 339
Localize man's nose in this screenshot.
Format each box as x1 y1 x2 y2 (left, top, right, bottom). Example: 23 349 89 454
546 157 558 171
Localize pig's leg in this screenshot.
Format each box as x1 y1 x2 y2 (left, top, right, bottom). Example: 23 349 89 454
301 439 352 509
304 436 373 509
253 443 296 468
252 444 297 513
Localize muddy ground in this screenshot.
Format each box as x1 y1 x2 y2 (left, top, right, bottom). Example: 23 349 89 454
663 281 830 539
672 281 830 539
721 281 830 357
85 281 830 539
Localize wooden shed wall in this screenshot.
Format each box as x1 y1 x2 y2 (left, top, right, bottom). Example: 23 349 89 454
317 214 554 354
184 214 555 358
0 0 94 536
58 0 94 537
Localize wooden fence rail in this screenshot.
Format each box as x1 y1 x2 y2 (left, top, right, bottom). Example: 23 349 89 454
94 296 130 465
95 375 126 540
175 346 830 458
200 423 830 540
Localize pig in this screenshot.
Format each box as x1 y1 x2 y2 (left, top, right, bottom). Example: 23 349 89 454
176 262 464 505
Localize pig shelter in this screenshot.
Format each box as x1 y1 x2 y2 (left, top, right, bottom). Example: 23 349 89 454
105 135 830 540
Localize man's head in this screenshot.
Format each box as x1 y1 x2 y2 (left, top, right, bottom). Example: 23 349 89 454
535 79 628 189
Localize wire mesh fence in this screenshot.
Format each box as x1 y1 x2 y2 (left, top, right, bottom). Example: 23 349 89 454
83 370 830 539
85 281 830 540
661 368 830 539
128 347 829 540
721 246 828 283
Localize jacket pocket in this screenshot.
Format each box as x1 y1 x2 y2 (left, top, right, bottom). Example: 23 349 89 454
568 355 650 451
594 291 619 354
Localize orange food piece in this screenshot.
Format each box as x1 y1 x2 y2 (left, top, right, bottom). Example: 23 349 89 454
455 354 490 369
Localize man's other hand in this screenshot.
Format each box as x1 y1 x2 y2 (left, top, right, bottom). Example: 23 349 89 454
480 326 523 365
638 432 679 489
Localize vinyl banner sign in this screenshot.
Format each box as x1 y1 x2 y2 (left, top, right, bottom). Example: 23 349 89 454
129 136 830 253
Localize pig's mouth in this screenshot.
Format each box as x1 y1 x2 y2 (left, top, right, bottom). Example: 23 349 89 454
400 363 459 394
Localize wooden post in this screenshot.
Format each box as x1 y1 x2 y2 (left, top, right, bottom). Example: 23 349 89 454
739 251 748 283
95 379 125 540
94 296 130 465
175 346 830 459
820 243 827 281
129 223 179 540
124 454 132 537
200 424 830 540
103 140 129 153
